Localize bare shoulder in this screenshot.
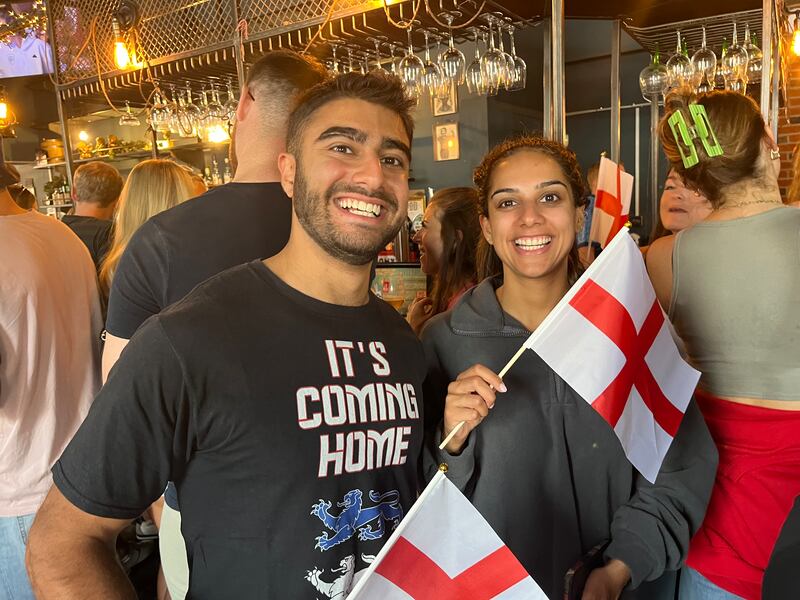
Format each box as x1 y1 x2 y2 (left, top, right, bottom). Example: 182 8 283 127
645 235 676 311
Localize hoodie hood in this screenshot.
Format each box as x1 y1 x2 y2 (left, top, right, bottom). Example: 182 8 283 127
448 277 530 338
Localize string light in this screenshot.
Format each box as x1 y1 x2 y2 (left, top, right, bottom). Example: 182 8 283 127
793 12 800 57
0 87 13 129
112 17 131 69
206 124 230 144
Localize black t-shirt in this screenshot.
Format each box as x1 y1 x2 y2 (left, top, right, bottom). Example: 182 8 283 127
61 215 113 271
54 262 425 599
105 182 292 339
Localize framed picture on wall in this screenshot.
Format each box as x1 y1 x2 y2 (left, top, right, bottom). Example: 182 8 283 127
433 122 460 162
432 81 458 116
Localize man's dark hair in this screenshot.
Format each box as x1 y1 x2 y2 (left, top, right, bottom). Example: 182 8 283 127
73 161 124 208
244 50 328 136
286 71 415 156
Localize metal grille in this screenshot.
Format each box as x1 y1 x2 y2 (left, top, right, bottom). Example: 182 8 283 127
51 0 538 102
240 0 375 40
50 0 238 85
625 9 764 58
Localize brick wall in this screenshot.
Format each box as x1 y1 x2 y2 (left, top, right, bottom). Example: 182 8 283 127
777 57 800 198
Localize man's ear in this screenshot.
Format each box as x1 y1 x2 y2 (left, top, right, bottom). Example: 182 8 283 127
278 153 296 199
479 214 493 245
235 86 253 123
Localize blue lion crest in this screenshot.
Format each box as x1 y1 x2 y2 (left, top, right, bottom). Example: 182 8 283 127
310 489 403 551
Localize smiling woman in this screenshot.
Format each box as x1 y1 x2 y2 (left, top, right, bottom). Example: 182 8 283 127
419 135 717 599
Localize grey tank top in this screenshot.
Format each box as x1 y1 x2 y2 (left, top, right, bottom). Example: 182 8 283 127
669 206 800 400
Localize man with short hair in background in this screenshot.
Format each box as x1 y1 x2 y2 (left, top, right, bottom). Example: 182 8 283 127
62 161 124 271
0 160 101 600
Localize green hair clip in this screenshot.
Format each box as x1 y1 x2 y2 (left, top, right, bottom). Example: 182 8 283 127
667 110 699 168
689 103 724 159
668 103 724 168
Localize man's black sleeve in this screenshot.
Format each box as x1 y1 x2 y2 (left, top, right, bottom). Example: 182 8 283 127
52 317 195 519
105 220 169 339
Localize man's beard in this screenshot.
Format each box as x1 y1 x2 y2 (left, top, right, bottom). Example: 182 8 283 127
293 162 405 266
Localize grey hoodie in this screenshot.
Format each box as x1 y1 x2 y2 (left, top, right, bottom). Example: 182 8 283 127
421 277 718 599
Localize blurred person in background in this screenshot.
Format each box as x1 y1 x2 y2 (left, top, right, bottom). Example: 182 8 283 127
782 143 800 207
648 89 800 600
0 160 101 599
576 161 600 266
4 165 36 211
641 169 713 255
406 187 480 334
8 182 36 210
99 159 197 299
62 161 124 272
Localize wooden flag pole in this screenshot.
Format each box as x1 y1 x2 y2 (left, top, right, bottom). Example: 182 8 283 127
438 343 529 451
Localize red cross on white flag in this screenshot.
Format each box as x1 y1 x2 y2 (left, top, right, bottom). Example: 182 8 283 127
346 470 547 599
589 156 634 249
524 229 700 483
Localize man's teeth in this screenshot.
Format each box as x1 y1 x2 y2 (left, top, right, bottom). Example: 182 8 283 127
338 198 381 217
514 236 552 249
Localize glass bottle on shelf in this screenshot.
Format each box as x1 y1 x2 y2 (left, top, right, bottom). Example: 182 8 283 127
211 157 222 186
222 158 232 184
204 167 213 187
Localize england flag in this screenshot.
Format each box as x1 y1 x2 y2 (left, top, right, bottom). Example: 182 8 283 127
347 470 547 599
525 228 700 483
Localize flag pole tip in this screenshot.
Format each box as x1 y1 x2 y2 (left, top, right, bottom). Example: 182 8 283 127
438 463 449 473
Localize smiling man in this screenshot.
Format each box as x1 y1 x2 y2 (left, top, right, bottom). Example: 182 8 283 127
25 72 423 599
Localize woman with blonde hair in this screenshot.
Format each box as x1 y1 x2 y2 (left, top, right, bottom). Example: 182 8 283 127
648 90 800 599
99 160 201 295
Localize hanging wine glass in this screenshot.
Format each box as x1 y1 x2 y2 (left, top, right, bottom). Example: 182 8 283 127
368 36 389 73
714 38 730 89
329 43 341 74
398 23 424 97
666 30 693 90
166 84 182 134
639 50 669 102
438 11 466 85
420 29 445 97
465 27 486 95
119 100 140 126
206 83 227 125
723 22 749 92
492 14 515 90
149 90 171 133
743 24 762 84
181 85 202 137
224 78 238 121
505 20 527 92
385 42 400 76
691 25 717 93
479 16 505 94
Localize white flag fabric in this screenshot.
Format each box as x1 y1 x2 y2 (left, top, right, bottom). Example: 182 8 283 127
524 229 700 483
347 470 547 599
589 156 634 249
